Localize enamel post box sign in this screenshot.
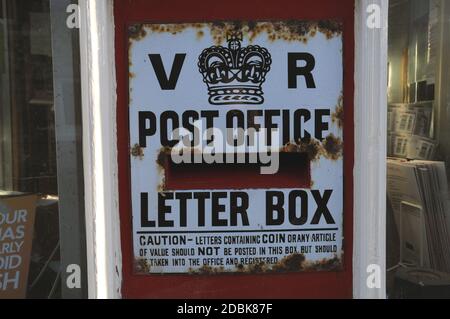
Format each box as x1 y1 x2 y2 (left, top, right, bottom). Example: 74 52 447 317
128 21 345 274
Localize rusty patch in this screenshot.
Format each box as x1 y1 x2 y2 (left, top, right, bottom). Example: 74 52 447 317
196 30 204 40
322 134 343 160
157 177 166 193
156 147 172 192
128 24 147 41
189 265 226 275
332 94 344 129
280 134 343 162
280 138 323 162
131 144 144 159
272 253 306 272
156 146 171 168
130 21 342 46
186 252 341 275
317 20 344 39
304 255 343 271
134 258 151 274
298 138 323 162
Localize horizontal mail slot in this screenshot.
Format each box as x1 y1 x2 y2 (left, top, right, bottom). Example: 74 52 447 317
160 152 311 190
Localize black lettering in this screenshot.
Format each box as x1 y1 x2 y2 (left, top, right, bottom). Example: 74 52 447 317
294 109 311 141
288 53 316 89
194 192 210 227
212 192 228 227
315 109 330 140
138 111 156 147
266 191 284 226
264 110 280 145
289 190 308 225
148 54 186 90
282 110 291 145
201 111 219 144
182 111 199 147
175 192 192 227
226 110 245 147
230 192 249 226
158 192 174 227
311 190 335 224
140 192 155 227
160 111 179 147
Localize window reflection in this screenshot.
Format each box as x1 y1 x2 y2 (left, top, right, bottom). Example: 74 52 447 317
0 0 86 299
387 0 450 299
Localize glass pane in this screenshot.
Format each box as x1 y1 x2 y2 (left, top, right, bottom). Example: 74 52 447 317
387 0 450 299
0 0 86 299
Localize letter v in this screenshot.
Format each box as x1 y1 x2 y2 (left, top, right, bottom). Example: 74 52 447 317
148 54 186 90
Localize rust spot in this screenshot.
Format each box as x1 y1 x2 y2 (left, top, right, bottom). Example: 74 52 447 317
281 142 300 154
317 20 343 39
128 24 147 41
129 72 135 79
196 30 204 40
280 134 343 162
131 21 342 46
131 144 144 159
245 261 270 273
304 254 343 271
272 253 306 272
209 20 342 45
281 138 323 162
133 258 151 274
332 94 344 129
156 147 172 192
298 138 323 162
235 263 245 272
189 265 225 275
186 252 342 275
156 146 171 168
322 134 343 160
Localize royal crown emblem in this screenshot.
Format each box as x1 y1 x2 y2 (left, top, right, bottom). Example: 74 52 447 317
198 32 272 105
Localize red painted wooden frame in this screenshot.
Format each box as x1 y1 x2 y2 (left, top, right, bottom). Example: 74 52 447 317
115 0 355 299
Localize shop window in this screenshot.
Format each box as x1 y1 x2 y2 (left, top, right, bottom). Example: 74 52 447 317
387 0 450 298
0 0 86 298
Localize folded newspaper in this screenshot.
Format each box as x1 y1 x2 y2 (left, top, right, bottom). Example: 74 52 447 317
388 103 438 160
387 158 450 273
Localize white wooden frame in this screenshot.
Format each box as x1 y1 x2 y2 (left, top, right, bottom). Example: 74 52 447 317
79 0 122 299
353 0 388 299
78 0 388 299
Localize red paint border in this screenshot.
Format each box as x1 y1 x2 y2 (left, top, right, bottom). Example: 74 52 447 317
115 0 354 299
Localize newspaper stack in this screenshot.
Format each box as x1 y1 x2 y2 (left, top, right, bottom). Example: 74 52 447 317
387 103 437 160
387 158 450 273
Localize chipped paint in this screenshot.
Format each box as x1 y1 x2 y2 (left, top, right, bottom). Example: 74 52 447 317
303 254 343 271
280 135 343 162
156 146 171 169
128 24 147 41
131 143 144 159
156 146 171 192
134 258 151 274
185 253 342 275
128 20 343 46
322 134 343 160
189 265 226 275
280 139 322 162
332 94 344 129
196 30 204 40
272 253 306 272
